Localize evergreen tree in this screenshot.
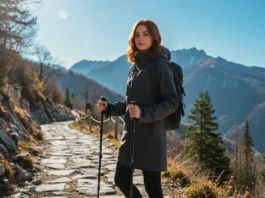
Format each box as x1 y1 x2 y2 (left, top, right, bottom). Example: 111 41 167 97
242 120 255 186
184 90 230 180
239 130 243 185
64 88 72 109
71 93 75 108
232 124 244 184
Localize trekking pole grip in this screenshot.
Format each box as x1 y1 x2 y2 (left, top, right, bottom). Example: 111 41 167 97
131 101 138 120
131 101 137 105
100 96 108 118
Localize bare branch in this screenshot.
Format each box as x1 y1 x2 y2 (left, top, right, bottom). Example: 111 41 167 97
33 45 57 85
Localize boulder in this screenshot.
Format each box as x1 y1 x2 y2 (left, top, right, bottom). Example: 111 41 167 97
0 144 9 158
0 128 17 153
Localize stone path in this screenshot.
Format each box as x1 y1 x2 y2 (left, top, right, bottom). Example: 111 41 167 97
11 121 173 198
11 122 175 198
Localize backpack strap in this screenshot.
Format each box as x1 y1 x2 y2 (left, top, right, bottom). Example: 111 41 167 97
149 57 186 117
148 56 168 88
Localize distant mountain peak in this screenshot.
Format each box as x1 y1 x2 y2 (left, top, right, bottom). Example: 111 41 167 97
172 47 207 55
50 64 68 71
74 59 110 65
70 59 110 74
170 47 211 66
116 54 128 62
78 59 89 64
215 56 227 62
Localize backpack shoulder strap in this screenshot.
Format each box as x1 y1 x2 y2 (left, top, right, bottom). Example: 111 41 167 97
148 56 169 88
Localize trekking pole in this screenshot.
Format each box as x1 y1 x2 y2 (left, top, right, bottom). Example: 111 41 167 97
129 101 137 198
97 96 108 198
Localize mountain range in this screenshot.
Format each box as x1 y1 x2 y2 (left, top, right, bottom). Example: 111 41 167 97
70 60 110 74
66 47 265 153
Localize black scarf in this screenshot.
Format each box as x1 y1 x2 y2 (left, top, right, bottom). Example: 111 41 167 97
134 50 151 69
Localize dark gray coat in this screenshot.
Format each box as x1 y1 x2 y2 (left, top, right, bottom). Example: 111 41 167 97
106 47 178 171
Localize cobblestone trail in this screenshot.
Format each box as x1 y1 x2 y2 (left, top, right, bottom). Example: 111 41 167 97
11 121 173 198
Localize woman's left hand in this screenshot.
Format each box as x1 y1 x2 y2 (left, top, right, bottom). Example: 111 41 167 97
128 104 140 119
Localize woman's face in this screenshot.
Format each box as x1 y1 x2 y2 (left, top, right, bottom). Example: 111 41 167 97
134 24 153 51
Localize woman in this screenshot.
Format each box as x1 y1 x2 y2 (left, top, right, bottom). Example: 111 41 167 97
97 19 178 198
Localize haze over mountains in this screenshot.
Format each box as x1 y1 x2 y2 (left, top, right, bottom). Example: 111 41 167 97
70 60 110 75
65 47 265 153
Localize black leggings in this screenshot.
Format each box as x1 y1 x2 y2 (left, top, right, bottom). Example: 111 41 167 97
114 162 164 198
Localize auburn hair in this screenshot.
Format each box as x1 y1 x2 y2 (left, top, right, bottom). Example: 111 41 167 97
127 19 162 63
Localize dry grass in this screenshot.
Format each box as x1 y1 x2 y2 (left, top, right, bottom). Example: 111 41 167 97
69 120 92 134
16 142 36 170
14 106 28 117
69 119 120 149
177 177 250 198
163 158 191 187
18 141 35 152
162 134 252 198
103 132 120 149
14 106 31 129
28 121 44 142
163 154 250 198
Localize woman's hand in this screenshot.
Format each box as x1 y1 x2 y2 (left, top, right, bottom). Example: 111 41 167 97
128 104 140 119
97 100 108 113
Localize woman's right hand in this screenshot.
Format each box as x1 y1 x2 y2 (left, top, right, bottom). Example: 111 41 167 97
97 100 108 113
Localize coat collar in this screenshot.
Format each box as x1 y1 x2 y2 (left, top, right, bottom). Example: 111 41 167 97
133 46 171 69
134 50 152 69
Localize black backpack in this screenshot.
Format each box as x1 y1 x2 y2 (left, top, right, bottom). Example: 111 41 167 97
149 58 186 130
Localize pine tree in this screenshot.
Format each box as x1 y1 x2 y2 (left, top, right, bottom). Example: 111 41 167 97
64 88 72 109
232 124 244 184
233 124 239 182
185 91 205 161
242 120 255 186
231 124 248 186
71 93 75 109
239 131 243 184
184 90 230 180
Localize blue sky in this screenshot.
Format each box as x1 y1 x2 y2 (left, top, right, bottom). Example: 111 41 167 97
32 0 265 69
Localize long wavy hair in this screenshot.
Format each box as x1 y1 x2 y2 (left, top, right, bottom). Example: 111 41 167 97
127 19 162 63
